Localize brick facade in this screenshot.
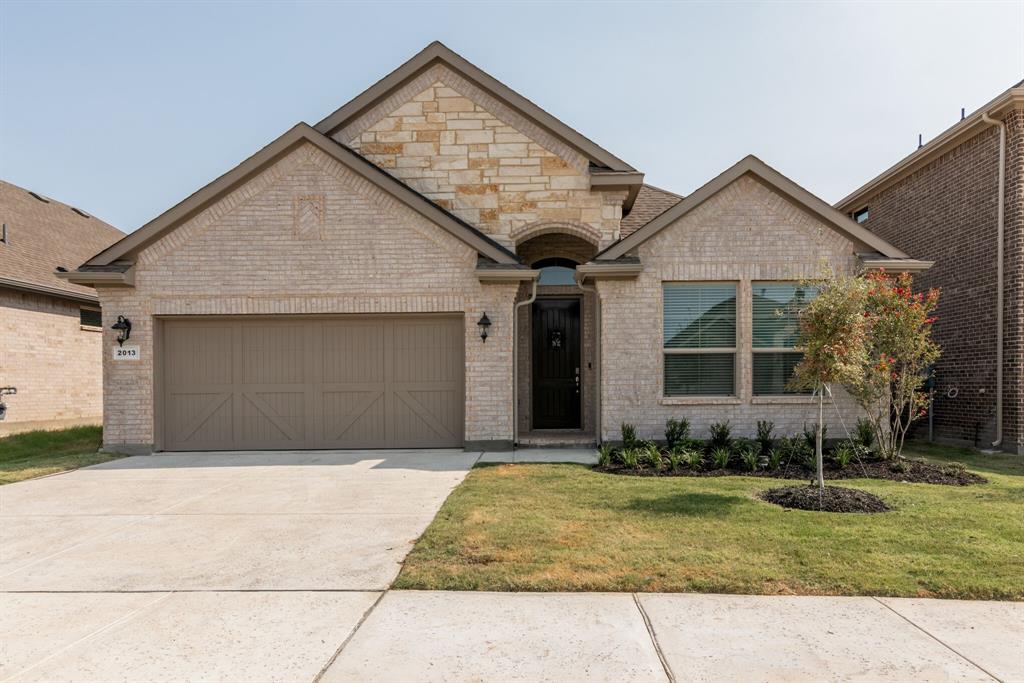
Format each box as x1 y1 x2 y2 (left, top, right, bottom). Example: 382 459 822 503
845 107 1023 453
598 176 863 443
95 143 518 451
0 289 103 434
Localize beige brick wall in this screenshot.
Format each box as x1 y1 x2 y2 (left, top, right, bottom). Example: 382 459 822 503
96 142 518 450
598 175 864 442
338 64 625 250
0 288 103 435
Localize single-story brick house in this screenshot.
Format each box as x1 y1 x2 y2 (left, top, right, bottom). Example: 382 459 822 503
1 180 123 435
61 42 929 453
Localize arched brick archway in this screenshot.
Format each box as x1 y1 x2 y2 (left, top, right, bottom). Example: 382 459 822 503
515 233 598 267
510 220 602 249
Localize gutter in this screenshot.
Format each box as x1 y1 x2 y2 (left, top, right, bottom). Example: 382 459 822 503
512 277 538 447
981 113 1006 449
0 277 99 305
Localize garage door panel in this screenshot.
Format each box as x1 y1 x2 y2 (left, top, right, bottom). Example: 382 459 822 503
161 316 463 451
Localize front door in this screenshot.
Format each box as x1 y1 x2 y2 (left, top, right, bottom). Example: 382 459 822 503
532 298 581 429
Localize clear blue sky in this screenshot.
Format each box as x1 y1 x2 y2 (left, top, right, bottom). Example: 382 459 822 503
1 1 1021 232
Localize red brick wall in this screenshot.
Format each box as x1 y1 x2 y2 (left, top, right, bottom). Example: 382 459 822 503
850 108 1023 453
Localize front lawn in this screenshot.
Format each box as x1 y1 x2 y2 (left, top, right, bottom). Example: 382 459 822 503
396 442 1024 599
0 426 120 484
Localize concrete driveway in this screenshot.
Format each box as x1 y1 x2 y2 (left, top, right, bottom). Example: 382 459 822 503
0 450 478 681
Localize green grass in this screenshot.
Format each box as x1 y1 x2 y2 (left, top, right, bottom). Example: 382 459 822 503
395 442 1024 599
0 426 120 484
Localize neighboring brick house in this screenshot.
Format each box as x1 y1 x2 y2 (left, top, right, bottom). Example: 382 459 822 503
61 42 926 453
837 82 1024 455
0 180 123 435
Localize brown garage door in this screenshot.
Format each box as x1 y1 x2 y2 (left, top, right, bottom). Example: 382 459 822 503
160 316 464 451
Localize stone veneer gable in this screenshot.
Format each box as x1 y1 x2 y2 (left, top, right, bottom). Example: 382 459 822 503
338 65 625 250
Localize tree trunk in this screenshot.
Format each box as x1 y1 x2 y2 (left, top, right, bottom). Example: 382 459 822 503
816 385 825 490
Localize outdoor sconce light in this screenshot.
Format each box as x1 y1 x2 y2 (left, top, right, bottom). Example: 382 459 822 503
111 316 132 346
477 312 491 343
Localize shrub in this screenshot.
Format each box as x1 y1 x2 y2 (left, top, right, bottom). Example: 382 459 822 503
777 436 813 469
708 421 732 449
802 422 827 451
832 441 856 469
621 423 639 449
890 458 911 474
941 461 967 476
665 449 683 471
597 444 614 468
855 418 875 452
618 447 640 470
684 448 703 471
756 420 775 454
711 446 731 469
665 418 690 449
643 443 663 471
739 445 759 472
767 448 783 471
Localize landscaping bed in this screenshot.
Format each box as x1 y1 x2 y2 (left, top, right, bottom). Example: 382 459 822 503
594 419 985 486
758 485 890 513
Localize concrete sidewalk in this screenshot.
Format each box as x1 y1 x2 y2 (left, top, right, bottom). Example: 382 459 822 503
321 591 1022 682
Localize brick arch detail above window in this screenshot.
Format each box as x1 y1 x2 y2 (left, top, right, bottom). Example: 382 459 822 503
510 220 603 247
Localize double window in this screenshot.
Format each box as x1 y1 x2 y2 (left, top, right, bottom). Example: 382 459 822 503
661 281 815 397
752 282 815 395
663 283 736 396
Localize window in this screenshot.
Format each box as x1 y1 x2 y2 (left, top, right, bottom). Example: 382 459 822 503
663 283 736 396
853 207 869 224
752 282 816 395
80 307 102 329
534 257 577 286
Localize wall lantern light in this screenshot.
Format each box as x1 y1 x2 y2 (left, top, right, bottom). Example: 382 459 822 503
111 316 132 346
477 312 491 343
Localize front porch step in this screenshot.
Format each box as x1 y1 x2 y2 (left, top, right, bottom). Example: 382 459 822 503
517 431 597 448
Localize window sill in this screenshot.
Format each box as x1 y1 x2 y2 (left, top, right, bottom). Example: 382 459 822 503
80 325 103 333
660 396 742 406
751 395 829 405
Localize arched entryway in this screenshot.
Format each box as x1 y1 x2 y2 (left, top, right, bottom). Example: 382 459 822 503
514 233 599 445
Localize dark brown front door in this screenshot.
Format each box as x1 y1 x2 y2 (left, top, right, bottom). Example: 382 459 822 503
532 298 581 429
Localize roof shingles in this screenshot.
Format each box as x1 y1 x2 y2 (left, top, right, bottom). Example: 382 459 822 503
619 184 684 237
0 180 123 298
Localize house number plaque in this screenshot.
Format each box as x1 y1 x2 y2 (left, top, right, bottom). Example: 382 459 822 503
112 345 140 360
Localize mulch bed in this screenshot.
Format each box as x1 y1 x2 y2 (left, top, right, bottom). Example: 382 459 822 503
594 458 986 486
758 485 890 513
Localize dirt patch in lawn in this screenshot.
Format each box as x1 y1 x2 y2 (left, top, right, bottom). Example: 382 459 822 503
758 485 890 513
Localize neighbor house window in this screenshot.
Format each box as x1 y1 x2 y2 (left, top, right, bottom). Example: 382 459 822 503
663 283 736 396
853 207 869 224
79 307 102 330
752 282 816 395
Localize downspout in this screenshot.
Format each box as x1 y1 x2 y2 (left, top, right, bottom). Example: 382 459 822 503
577 277 602 444
512 277 538 448
981 113 1005 449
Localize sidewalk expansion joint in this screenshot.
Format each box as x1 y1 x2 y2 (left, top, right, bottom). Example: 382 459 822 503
871 597 1002 682
633 593 675 683
311 589 387 683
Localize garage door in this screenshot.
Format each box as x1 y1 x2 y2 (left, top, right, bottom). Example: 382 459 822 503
160 316 464 451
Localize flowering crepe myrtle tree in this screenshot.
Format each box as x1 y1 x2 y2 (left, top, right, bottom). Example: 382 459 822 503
851 270 940 460
790 270 940 478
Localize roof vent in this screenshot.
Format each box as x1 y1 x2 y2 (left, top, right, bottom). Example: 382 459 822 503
27 191 50 203
56 266 68 272
71 207 90 218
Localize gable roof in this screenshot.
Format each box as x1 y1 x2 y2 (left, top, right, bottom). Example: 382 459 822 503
0 180 123 302
80 122 519 270
620 184 684 237
598 155 911 261
837 78 1024 212
314 41 637 174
